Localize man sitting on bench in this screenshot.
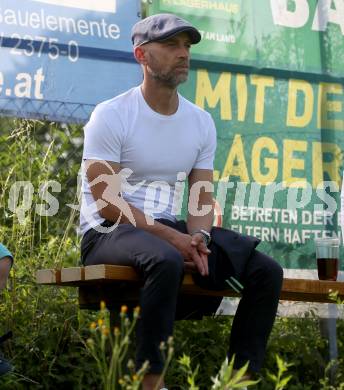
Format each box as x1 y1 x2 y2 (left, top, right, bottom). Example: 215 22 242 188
79 13 283 390
0 242 13 376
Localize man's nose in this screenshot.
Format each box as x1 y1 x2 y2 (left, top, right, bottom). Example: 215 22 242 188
177 45 190 59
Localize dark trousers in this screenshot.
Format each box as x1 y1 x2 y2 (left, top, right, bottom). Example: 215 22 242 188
81 220 283 374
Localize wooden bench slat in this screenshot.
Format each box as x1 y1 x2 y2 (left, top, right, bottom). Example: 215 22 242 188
61 267 85 283
36 269 61 285
36 265 344 304
280 279 343 303
84 264 140 281
282 278 344 295
183 274 196 286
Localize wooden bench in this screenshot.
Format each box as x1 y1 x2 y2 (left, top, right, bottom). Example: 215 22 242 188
36 264 344 378
36 264 344 311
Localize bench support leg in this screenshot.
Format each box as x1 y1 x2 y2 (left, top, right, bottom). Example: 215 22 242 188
319 304 338 385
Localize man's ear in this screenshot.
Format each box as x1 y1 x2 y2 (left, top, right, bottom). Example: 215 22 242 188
134 46 147 65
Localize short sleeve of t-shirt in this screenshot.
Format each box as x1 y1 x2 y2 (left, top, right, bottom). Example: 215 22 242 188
83 105 124 163
0 243 12 261
193 113 217 170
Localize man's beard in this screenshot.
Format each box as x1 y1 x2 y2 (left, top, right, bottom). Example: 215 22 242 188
146 54 188 87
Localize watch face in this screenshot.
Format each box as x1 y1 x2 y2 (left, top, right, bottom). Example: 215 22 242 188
200 229 210 238
200 230 211 245
191 229 211 245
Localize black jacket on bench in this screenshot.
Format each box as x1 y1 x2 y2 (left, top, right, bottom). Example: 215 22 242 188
158 219 260 291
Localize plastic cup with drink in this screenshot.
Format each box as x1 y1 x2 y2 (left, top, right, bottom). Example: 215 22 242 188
314 238 340 281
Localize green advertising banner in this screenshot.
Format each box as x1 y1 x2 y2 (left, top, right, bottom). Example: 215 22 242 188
179 68 344 270
149 0 344 77
148 1 344 271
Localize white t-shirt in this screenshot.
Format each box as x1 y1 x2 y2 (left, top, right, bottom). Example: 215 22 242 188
80 86 217 235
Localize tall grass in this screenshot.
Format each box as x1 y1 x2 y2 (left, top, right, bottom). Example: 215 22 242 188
0 118 93 389
0 119 81 267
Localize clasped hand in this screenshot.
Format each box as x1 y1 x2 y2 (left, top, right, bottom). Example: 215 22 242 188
174 233 210 276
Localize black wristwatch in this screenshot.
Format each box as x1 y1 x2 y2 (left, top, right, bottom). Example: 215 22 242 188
191 229 211 246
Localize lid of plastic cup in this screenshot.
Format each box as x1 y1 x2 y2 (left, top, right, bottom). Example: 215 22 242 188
314 237 340 245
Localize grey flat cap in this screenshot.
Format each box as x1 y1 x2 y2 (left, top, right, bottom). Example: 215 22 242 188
131 13 201 47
